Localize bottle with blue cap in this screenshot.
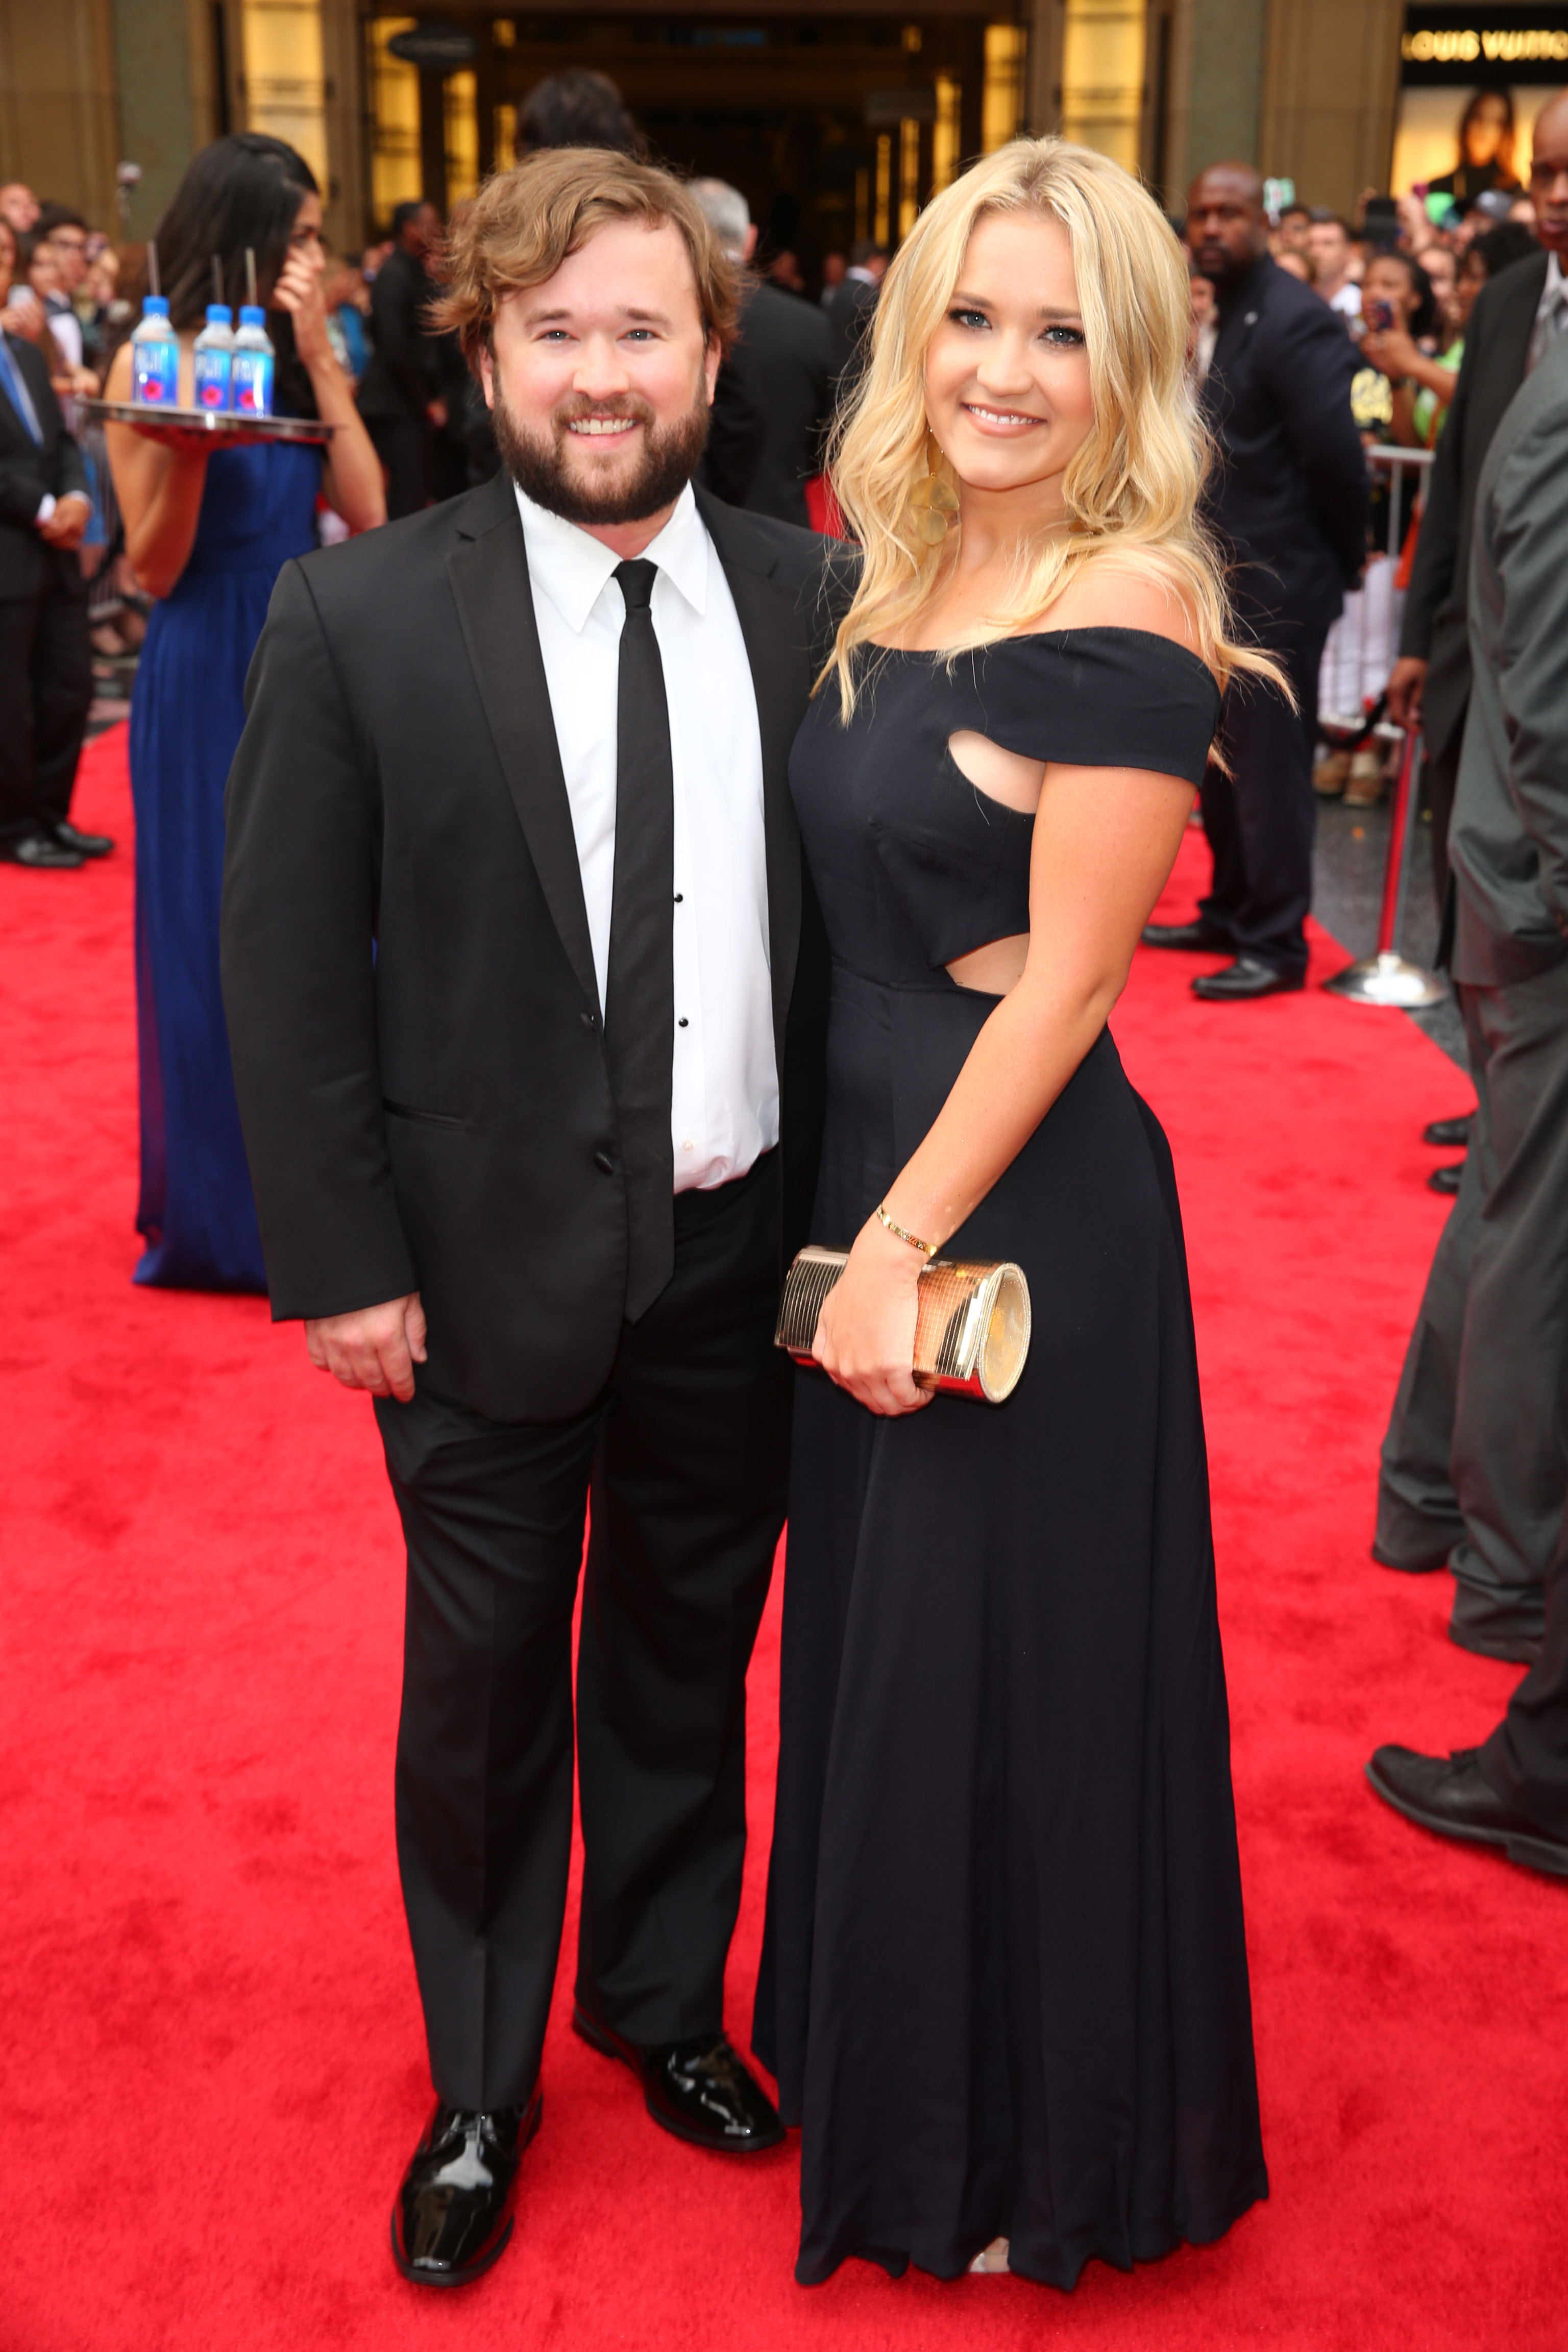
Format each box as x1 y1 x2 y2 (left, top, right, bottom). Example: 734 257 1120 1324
231 249 274 418
193 305 235 411
130 244 180 407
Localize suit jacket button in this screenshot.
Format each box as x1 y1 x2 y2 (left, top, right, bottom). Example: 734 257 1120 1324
593 1149 615 1175
581 1010 598 1030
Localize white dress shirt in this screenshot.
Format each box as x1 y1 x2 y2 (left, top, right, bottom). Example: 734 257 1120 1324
514 481 777 1193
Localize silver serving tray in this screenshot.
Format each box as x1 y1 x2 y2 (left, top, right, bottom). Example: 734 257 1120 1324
82 401 334 444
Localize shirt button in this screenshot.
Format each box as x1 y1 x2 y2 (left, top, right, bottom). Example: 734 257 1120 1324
673 891 684 903
678 1016 689 1028
593 1149 614 1175
680 1139 695 1153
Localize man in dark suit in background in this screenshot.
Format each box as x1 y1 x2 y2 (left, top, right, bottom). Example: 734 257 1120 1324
1368 325 1568 1857
224 149 840 2288
1386 88 1568 917
356 199 446 518
0 217 105 870
1144 162 1367 1000
693 180 832 529
826 235 887 412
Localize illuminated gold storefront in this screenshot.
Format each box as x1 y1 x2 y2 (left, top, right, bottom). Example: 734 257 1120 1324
0 0 1432 260
358 3 1029 267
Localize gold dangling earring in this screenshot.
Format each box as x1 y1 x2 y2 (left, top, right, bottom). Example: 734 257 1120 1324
905 435 960 548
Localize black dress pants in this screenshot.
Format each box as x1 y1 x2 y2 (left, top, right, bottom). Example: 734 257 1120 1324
364 415 431 521
0 567 92 841
1375 964 1568 1653
1419 733 1461 925
1481 1534 1568 1843
1198 620 1328 981
375 1150 791 2112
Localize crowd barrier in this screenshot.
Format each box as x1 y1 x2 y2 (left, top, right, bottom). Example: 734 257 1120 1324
1320 445 1446 1011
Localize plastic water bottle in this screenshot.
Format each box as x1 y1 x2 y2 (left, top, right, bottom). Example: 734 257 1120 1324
192 304 234 411
231 306 274 418
130 295 180 407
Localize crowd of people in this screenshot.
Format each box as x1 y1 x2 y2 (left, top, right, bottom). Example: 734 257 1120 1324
4 55 1568 2299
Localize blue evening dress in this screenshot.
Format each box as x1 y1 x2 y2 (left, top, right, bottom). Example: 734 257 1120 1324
129 436 321 1289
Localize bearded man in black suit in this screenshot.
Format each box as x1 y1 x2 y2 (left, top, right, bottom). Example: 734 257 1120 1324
223 149 843 2287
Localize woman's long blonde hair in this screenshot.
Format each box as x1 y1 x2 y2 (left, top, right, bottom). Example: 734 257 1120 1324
824 137 1279 718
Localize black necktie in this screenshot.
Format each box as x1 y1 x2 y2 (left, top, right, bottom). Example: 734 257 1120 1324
606 558 675 1320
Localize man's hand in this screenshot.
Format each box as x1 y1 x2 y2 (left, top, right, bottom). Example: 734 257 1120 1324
305 1292 427 1402
39 493 90 550
1386 655 1428 730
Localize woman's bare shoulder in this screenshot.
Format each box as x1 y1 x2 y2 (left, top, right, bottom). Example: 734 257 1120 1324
1029 560 1205 661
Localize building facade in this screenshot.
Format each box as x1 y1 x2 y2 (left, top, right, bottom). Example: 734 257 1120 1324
0 0 1412 256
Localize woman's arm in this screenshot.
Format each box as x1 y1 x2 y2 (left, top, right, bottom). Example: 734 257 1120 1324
812 748 1194 1414
273 247 385 533
102 339 212 600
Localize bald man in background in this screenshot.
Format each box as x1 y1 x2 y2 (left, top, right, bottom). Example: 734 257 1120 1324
1145 163 1367 999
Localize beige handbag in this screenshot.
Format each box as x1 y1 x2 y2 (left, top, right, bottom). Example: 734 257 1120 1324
774 1245 1032 1404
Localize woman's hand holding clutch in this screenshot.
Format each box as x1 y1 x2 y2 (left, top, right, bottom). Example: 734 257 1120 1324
812 1217 934 1416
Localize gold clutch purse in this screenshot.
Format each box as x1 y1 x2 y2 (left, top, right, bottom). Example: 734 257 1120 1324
774 1245 1033 1404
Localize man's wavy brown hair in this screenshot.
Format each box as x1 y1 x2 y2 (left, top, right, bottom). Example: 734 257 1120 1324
430 146 740 372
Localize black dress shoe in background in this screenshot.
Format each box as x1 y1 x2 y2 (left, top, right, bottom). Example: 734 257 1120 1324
1140 917 1232 951
1191 954 1305 1002
1423 1113 1474 1149
573 2007 785 2152
1427 1161 1465 1196
392 2089 540 2287
51 819 114 858
0 829 83 869
1366 1746 1568 1877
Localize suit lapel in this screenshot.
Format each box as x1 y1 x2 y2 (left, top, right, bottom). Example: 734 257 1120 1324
447 473 601 1018
695 490 807 1068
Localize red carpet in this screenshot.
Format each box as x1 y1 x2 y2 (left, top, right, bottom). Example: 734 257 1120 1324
4 727 1563 2351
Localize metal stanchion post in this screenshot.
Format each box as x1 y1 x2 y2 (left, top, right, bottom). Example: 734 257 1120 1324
1322 725 1447 1007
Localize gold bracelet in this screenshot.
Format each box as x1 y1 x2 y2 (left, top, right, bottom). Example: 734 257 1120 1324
876 1201 939 1259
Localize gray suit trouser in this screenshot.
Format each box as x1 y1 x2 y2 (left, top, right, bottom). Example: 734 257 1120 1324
1375 960 1568 1651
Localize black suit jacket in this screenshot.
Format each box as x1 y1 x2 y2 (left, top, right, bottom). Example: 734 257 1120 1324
1397 249 1550 765
827 275 879 410
0 332 90 601
355 247 440 424
222 471 844 1423
1198 254 1368 643
729 283 833 530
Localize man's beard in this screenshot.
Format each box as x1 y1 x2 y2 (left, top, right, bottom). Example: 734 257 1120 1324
492 379 710 526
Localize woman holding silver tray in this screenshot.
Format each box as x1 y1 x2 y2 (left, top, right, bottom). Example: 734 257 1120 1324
104 134 383 1292
754 139 1272 2288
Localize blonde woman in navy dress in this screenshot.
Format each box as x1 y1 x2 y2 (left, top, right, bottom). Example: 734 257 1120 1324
753 138 1276 2288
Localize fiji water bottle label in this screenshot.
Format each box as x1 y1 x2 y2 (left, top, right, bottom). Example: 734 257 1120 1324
193 351 232 410
232 352 274 417
133 344 180 404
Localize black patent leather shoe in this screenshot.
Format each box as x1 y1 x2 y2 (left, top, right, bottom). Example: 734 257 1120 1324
1423 1113 1474 1148
1140 917 1232 951
573 2007 784 2152
51 819 114 857
0 829 83 869
1366 1746 1568 1877
1428 1161 1465 1195
1191 954 1305 1001
391 2088 540 2287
